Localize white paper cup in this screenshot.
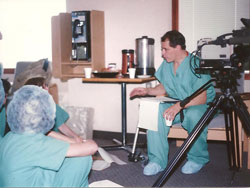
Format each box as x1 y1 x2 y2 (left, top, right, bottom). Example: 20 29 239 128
128 68 136 79
84 68 92 78
165 115 173 127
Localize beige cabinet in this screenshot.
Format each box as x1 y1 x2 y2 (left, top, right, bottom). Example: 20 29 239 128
51 11 105 78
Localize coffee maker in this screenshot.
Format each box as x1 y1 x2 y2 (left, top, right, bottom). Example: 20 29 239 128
71 11 91 61
135 36 155 76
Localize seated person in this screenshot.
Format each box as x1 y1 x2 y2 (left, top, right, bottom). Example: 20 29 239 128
24 77 82 142
11 59 82 142
0 85 98 187
0 79 11 137
130 30 215 176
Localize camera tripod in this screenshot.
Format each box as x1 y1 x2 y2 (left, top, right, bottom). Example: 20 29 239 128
153 78 250 187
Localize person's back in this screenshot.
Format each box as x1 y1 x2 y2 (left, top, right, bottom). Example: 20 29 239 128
0 132 69 186
0 85 97 187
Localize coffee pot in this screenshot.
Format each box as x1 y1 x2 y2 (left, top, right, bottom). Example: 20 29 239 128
122 49 135 75
135 36 155 76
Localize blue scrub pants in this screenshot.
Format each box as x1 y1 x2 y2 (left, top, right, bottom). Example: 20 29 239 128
147 103 209 169
53 156 92 187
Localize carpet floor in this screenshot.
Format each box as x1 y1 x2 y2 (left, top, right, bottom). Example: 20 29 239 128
89 138 250 187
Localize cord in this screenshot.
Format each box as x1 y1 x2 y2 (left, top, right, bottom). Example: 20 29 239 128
189 50 201 78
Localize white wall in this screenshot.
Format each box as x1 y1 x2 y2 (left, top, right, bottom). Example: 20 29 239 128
52 0 172 133
0 0 66 68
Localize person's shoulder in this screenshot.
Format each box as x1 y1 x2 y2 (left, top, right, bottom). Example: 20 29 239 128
56 104 66 112
159 60 171 70
55 104 69 119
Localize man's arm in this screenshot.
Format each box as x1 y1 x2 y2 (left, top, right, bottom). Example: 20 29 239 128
58 124 83 143
164 90 207 121
66 140 98 157
183 90 207 107
130 84 166 98
47 130 98 157
47 130 76 143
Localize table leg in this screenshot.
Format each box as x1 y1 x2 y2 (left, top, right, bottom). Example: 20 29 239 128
102 82 130 151
121 82 127 146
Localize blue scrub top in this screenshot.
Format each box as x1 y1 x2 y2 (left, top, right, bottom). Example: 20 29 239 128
0 132 69 187
53 104 69 132
155 54 215 103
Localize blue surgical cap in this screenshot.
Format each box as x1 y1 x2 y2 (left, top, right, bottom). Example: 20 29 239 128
0 79 4 108
7 85 56 134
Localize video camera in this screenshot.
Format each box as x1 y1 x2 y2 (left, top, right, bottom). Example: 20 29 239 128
196 18 250 71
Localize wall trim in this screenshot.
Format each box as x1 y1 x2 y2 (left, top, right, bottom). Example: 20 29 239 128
172 0 178 30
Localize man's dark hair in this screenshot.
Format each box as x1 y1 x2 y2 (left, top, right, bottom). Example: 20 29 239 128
161 30 186 50
1 79 11 95
24 77 46 87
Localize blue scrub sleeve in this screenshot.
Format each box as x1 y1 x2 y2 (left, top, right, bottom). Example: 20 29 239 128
2 133 69 171
53 104 69 132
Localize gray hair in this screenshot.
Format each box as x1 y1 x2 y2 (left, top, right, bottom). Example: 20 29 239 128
7 85 56 134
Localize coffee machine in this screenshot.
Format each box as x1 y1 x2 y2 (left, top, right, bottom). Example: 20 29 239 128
71 11 91 61
135 36 155 76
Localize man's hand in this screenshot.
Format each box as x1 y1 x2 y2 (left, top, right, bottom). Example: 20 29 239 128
130 87 148 98
73 136 85 143
66 139 98 157
130 84 166 98
163 102 182 121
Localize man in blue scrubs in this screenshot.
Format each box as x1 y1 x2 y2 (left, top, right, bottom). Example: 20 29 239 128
0 85 98 187
130 30 215 176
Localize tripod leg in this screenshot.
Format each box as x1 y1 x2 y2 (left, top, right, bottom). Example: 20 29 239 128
230 95 250 168
153 95 224 187
233 111 241 169
223 111 233 168
228 110 238 169
219 101 241 171
233 95 250 136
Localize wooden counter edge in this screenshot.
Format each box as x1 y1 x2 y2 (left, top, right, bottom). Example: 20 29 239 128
82 77 156 83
